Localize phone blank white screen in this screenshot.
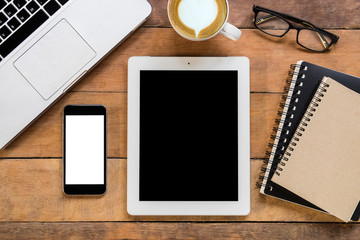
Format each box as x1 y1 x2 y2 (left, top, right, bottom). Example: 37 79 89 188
65 115 104 184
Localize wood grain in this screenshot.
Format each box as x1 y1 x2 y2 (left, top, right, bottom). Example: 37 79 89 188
1 2 360 234
72 29 360 93
0 92 281 159
0 159 344 222
145 0 360 29
1 222 359 240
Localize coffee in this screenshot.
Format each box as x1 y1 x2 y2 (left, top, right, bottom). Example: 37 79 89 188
168 0 228 39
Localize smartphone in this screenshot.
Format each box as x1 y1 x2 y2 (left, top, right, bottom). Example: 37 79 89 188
63 105 107 195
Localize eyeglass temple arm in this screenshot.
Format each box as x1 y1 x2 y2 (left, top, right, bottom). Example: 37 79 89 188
254 14 276 25
254 5 300 23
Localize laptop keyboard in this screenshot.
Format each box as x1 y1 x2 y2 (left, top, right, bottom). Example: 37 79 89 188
0 0 69 62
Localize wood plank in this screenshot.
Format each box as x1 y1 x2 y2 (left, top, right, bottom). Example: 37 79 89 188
0 92 127 159
144 0 360 29
73 29 360 93
0 92 280 159
1 222 360 240
0 159 347 222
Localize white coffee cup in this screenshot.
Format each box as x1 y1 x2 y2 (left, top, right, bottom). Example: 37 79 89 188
167 0 242 41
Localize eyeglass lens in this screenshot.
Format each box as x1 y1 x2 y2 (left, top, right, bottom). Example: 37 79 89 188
255 12 289 36
298 29 332 51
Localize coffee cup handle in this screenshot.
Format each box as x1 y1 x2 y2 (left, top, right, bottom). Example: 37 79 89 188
220 23 242 41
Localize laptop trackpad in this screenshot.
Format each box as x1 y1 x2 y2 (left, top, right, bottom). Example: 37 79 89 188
14 19 96 100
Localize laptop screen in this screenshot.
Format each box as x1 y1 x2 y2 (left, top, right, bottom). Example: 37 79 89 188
139 70 238 201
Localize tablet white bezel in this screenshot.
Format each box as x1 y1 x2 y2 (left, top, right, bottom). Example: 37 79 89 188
127 57 250 215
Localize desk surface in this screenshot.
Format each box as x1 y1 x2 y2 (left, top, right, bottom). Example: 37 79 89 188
1 0 360 239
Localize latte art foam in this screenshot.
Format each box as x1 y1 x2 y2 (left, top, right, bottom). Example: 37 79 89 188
168 0 227 39
178 0 218 37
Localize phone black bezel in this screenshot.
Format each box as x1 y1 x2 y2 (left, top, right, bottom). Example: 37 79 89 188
63 105 107 195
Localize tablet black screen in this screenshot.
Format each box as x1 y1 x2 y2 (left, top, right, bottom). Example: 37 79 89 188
139 70 238 201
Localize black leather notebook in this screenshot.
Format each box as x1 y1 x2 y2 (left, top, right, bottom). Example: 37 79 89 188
257 61 360 221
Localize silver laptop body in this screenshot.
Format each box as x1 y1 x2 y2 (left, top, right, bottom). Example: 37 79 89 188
0 0 151 149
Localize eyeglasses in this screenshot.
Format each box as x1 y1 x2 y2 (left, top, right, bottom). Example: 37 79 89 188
253 5 339 52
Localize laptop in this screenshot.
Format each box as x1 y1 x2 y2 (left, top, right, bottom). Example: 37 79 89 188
0 0 152 149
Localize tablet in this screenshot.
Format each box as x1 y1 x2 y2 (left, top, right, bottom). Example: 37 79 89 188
127 57 250 215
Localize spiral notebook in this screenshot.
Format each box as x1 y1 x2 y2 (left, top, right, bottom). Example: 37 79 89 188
272 77 360 222
258 61 360 221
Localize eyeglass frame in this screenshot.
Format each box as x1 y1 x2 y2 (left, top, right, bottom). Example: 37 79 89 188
252 5 339 52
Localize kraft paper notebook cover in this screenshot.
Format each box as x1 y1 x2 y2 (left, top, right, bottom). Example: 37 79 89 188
272 77 360 222
258 61 360 221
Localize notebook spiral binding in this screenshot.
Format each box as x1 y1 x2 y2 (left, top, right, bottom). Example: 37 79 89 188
274 80 330 176
256 63 307 190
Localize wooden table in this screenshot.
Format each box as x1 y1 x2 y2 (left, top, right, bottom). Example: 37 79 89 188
1 0 360 239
